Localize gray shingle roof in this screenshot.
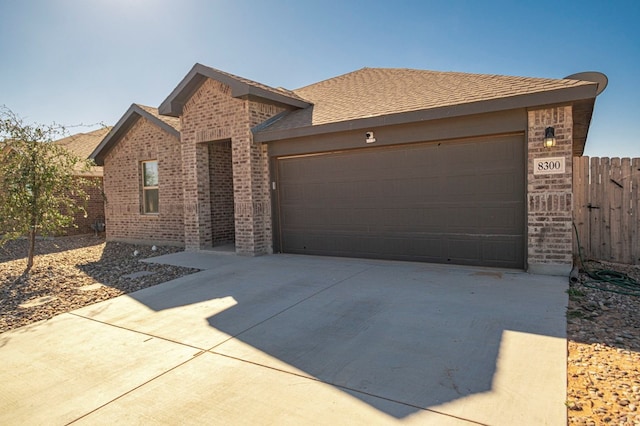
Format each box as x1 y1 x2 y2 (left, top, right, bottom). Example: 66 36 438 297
260 67 597 133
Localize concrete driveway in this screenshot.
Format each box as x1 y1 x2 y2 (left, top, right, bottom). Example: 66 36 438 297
0 253 568 425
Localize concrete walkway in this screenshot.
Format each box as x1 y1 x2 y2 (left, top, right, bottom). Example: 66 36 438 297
0 253 568 425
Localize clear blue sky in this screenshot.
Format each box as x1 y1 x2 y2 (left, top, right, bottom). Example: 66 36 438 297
1 0 638 157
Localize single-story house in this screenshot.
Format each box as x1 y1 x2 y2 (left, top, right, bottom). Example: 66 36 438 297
91 64 606 275
54 127 111 235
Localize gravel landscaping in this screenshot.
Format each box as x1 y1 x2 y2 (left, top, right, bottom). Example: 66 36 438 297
567 260 640 425
0 235 199 332
1 235 639 424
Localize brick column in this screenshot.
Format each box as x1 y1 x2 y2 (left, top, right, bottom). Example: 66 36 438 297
231 127 255 255
231 101 286 255
182 140 212 250
527 106 574 276
231 117 273 255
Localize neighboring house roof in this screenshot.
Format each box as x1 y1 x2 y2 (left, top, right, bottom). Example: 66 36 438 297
54 127 112 177
90 104 181 166
55 127 112 160
254 68 601 146
159 63 311 117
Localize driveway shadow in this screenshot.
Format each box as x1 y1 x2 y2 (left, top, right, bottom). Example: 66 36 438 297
128 254 567 420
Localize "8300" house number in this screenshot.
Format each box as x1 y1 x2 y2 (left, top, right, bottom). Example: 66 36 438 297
533 157 565 175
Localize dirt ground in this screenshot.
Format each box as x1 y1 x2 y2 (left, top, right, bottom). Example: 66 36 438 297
567 260 640 425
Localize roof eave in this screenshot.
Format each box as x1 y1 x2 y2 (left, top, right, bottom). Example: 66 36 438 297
255 84 599 143
158 63 311 117
90 104 180 166
572 98 596 156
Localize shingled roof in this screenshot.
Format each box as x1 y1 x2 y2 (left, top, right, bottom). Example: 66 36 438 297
159 63 311 117
91 104 181 166
54 127 112 176
54 126 112 161
135 104 181 132
254 67 600 142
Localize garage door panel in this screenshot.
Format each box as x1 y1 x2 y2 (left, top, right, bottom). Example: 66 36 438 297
285 207 456 232
284 205 523 236
446 238 482 263
276 135 524 268
443 174 480 196
281 230 448 260
483 238 522 264
478 205 522 230
446 207 482 230
447 144 482 165
482 173 518 197
444 172 520 199
283 203 522 233
281 230 524 266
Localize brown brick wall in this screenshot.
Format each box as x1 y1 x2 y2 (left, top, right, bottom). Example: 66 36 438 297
103 117 184 246
527 105 574 273
61 176 105 236
209 140 235 245
180 78 287 253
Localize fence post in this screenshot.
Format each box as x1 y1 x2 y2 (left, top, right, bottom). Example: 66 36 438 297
633 158 640 264
610 158 623 261
620 157 632 263
572 156 589 261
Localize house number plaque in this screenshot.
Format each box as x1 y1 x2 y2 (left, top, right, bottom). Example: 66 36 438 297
533 157 565 175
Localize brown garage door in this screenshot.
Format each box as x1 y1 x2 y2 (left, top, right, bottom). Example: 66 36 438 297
275 135 525 268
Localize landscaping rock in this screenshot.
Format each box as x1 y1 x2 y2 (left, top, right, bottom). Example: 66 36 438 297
567 260 640 425
0 235 199 333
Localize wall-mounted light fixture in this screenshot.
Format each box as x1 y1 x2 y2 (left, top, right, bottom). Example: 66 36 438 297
365 131 376 144
543 127 556 148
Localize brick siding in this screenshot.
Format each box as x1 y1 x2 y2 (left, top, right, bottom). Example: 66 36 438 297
103 116 184 246
66 177 104 235
180 78 287 253
527 105 574 273
62 176 105 235
209 140 235 245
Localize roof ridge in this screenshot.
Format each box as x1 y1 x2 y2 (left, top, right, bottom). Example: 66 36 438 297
293 67 372 92
160 63 311 116
295 67 588 91
196 63 309 102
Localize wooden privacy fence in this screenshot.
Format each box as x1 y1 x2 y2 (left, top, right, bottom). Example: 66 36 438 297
573 156 640 265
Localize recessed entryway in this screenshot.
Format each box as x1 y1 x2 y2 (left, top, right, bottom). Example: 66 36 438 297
209 140 235 248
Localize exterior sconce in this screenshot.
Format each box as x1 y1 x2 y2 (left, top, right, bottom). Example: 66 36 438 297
543 127 556 148
365 131 376 144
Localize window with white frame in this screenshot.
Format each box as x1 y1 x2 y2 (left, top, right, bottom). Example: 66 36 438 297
142 160 159 214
